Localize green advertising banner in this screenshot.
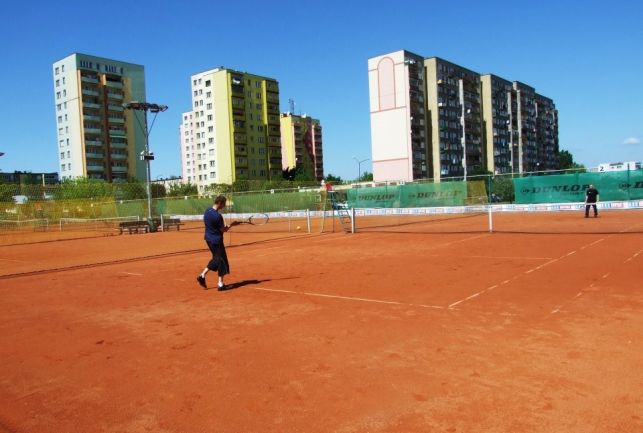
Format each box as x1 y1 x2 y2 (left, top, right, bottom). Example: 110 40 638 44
347 182 474 208
514 170 643 204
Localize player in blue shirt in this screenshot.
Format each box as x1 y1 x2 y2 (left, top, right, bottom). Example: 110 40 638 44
197 195 238 290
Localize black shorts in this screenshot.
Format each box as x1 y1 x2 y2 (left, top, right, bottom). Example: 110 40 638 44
205 240 230 276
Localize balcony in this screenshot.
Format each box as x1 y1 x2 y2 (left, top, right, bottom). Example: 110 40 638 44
111 167 128 174
108 117 125 124
87 164 104 172
82 88 100 97
83 114 101 122
85 139 103 146
81 76 99 84
84 127 102 135
107 91 124 100
108 104 124 112
83 102 101 109
110 141 128 149
110 153 127 160
105 81 123 89
108 129 126 137
85 152 104 159
234 133 247 144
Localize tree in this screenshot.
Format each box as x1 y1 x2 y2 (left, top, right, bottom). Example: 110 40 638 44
151 183 166 198
325 173 343 184
559 150 585 171
167 182 199 197
359 171 373 182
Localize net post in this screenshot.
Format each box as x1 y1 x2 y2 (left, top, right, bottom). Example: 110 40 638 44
487 204 493 233
160 214 165 232
351 207 356 233
306 209 311 233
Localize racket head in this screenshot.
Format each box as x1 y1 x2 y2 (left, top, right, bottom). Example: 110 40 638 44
248 213 269 225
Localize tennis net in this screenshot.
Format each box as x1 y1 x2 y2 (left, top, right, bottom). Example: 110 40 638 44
353 201 643 234
59 216 140 233
0 219 49 232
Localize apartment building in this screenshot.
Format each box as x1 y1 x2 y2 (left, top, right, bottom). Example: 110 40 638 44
280 113 324 180
180 67 282 191
368 50 559 182
52 53 146 181
425 57 483 180
368 50 428 182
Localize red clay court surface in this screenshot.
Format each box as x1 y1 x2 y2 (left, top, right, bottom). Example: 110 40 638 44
1 210 642 433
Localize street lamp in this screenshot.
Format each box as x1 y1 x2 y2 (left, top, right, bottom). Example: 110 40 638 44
122 101 168 227
352 156 369 182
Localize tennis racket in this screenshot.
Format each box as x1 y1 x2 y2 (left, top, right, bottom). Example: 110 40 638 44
231 213 270 226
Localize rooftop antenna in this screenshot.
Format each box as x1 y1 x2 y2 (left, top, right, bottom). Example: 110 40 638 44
288 98 295 115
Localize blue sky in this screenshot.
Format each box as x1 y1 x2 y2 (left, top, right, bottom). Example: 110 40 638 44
1 0 641 180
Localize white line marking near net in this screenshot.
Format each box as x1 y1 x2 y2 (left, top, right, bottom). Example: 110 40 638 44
120 272 143 276
451 236 609 310
252 287 445 310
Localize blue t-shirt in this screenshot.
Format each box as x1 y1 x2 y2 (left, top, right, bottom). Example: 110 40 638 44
203 207 225 243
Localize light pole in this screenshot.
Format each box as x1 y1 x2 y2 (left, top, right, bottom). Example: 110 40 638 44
352 156 369 182
122 101 168 227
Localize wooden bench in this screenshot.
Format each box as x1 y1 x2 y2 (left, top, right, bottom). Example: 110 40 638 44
119 220 150 234
161 218 184 231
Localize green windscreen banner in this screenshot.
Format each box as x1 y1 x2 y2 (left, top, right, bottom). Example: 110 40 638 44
514 170 643 204
347 181 480 208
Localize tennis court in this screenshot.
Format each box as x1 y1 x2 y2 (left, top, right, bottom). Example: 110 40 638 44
1 209 642 432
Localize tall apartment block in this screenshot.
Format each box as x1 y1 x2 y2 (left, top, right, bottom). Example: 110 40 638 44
52 53 146 181
180 67 282 191
368 50 559 182
424 57 483 179
280 113 324 180
368 50 428 181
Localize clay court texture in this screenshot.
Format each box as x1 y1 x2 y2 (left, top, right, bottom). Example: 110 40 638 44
1 208 642 433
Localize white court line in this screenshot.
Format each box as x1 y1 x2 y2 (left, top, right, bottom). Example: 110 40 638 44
252 287 445 310
120 272 142 276
450 236 608 310
623 249 643 263
0 258 29 263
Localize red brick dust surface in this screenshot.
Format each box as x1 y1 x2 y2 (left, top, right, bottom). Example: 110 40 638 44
1 216 642 432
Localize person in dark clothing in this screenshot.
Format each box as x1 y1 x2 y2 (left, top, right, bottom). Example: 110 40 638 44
584 184 599 218
197 195 238 290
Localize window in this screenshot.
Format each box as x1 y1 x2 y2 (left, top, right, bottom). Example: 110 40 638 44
56 92 61 99
255 81 261 88
57 104 61 111
206 92 211 98
205 80 211 87
210 172 215 178
60 152 64 159
193 79 197 86
206 103 212 110
55 67 59 75
56 79 60 87
207 114 212 121
62 77 65 84
208 126 213 132
61 65 65 72
199 89 203 95
63 90 66 97
67 151 70 158
61 164 65 171
210 160 215 166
